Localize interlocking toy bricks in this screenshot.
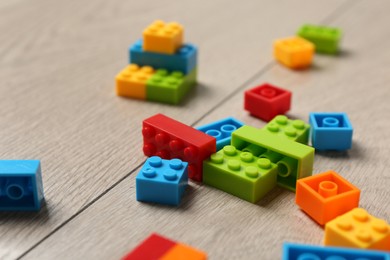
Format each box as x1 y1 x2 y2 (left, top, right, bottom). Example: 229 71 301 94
296 170 360 225
203 145 278 203
143 20 184 54
142 114 216 182
274 36 315 69
115 64 155 99
325 208 390 251
122 233 207 260
231 126 314 191
197 117 244 150
146 68 197 105
136 156 188 206
130 39 197 74
261 115 310 144
309 112 353 150
282 243 390 260
297 24 342 54
244 83 291 122
0 160 44 211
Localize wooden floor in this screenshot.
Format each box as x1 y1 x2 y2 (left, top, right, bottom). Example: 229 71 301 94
1 0 390 259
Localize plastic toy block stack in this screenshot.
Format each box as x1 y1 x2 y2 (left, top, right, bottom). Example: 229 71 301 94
122 233 207 260
0 160 44 211
136 156 188 206
244 83 292 122
116 20 197 105
142 113 216 182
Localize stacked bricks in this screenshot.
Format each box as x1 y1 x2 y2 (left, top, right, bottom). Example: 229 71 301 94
116 20 197 105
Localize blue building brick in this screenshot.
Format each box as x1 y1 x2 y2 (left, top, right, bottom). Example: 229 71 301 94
282 243 390 260
196 117 245 151
129 39 197 74
136 156 188 206
309 112 353 151
0 160 44 211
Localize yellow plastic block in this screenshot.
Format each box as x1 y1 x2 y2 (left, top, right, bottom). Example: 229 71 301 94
274 36 315 69
143 20 184 54
160 243 207 260
324 208 390 251
115 64 155 99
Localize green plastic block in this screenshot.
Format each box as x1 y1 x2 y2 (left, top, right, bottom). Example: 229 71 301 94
203 145 278 203
146 67 197 105
231 125 314 191
261 115 310 144
297 24 342 54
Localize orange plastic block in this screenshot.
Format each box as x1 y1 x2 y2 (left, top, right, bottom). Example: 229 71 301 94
325 208 390 251
296 170 360 225
143 20 184 54
161 243 207 260
115 64 155 99
274 36 315 69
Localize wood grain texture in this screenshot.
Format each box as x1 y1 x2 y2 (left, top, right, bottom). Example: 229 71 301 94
1 0 389 259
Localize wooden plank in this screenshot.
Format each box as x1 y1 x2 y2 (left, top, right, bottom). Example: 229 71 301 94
14 0 390 259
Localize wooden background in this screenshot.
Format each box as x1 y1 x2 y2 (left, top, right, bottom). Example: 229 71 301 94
1 0 389 259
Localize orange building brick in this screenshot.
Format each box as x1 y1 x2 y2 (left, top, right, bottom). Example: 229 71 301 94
274 36 314 69
296 170 360 225
143 20 184 54
161 243 207 260
325 208 390 251
115 64 155 99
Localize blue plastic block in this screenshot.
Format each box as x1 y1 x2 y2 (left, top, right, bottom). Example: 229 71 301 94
309 112 353 151
0 160 44 211
196 117 245 151
129 39 197 74
282 243 390 260
136 156 188 206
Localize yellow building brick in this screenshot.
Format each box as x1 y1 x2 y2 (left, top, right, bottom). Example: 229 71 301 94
324 208 390 251
143 20 184 54
115 64 155 99
274 36 314 69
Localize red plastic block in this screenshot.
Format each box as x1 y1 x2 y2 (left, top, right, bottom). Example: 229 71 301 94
142 114 216 182
122 233 176 260
244 83 292 122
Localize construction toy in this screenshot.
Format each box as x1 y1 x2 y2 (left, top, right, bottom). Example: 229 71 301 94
283 242 390 260
136 156 188 206
197 117 245 150
146 67 197 105
231 126 314 191
296 170 360 225
130 39 197 74
115 64 155 99
244 83 291 122
142 114 216 182
325 208 390 251
203 145 278 203
143 20 184 54
274 36 315 69
261 115 310 144
297 24 342 54
0 160 44 211
309 112 353 150
122 233 207 260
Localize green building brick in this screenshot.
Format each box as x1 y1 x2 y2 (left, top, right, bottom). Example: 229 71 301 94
261 115 310 144
231 126 314 191
297 24 342 54
146 67 197 105
203 145 278 203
